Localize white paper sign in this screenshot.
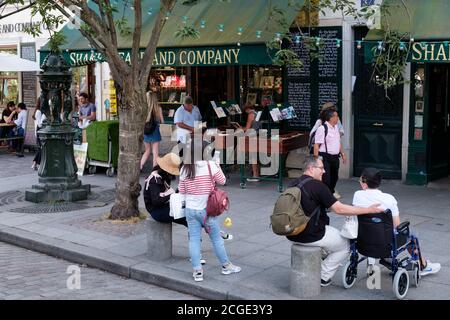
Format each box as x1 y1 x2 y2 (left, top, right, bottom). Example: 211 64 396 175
73 143 88 176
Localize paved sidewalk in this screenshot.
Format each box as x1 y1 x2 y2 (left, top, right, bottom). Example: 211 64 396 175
0 152 449 300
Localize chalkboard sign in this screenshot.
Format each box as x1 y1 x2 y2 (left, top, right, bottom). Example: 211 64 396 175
20 43 37 109
286 27 342 130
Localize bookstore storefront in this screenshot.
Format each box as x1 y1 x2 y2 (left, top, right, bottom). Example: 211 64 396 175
41 45 286 127
365 0 450 185
39 0 302 129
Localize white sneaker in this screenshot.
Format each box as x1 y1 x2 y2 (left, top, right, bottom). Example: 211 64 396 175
222 262 241 275
333 191 341 199
220 231 233 241
193 270 203 282
420 260 441 276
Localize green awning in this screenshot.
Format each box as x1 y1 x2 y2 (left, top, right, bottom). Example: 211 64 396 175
40 0 302 66
366 0 450 41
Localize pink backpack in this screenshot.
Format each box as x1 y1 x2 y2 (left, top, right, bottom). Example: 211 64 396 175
206 162 229 216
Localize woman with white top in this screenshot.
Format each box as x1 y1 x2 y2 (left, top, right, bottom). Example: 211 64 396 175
31 100 45 170
179 140 241 282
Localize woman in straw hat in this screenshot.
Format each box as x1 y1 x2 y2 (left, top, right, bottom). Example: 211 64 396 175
144 152 187 226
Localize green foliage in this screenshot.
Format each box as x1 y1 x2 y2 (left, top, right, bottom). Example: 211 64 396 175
303 36 324 62
273 49 303 69
47 31 67 53
115 18 132 37
175 25 200 40
371 31 410 90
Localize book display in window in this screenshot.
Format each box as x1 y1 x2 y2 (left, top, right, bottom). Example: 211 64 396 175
241 66 284 108
150 67 187 123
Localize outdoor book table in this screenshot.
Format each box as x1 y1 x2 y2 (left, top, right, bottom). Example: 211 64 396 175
237 131 308 192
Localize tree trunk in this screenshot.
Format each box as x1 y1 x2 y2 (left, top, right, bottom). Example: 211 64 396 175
110 83 147 220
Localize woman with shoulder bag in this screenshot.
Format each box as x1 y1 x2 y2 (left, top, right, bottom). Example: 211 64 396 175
143 152 187 226
141 82 164 170
179 140 240 282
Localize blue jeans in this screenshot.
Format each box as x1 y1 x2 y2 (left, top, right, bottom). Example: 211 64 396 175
185 207 229 270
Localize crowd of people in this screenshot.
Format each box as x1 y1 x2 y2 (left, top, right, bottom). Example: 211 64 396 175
0 88 441 289
139 94 441 287
0 101 28 157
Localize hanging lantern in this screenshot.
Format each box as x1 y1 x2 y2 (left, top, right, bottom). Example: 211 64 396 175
377 41 383 51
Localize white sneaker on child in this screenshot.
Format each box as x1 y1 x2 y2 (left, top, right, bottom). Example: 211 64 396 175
220 231 233 241
193 270 203 282
420 260 441 276
222 262 241 275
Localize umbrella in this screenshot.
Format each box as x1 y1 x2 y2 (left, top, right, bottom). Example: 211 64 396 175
0 52 41 72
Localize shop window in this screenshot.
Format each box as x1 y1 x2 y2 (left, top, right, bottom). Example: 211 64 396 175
150 67 188 123
0 48 19 108
240 65 284 109
0 74 18 107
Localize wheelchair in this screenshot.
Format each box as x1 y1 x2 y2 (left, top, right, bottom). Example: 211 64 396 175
341 210 422 299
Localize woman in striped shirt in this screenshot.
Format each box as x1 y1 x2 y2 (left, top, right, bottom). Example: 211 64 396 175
179 141 241 282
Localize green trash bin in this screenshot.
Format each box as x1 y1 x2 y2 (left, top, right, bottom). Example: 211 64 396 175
86 120 119 177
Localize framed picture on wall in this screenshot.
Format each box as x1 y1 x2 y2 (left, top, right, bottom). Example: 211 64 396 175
415 100 424 113
246 93 257 106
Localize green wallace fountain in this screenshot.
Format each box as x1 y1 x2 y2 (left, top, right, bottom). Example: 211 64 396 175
25 52 90 203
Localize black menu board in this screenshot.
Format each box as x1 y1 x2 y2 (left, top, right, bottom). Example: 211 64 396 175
286 27 342 130
20 43 37 109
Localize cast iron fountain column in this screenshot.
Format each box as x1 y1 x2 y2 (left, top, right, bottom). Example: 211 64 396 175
25 52 90 202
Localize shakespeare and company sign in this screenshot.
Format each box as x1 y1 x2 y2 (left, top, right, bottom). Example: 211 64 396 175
411 42 450 63
40 45 273 67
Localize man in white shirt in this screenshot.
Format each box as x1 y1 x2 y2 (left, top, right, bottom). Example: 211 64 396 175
9 102 28 157
174 96 202 144
353 167 441 277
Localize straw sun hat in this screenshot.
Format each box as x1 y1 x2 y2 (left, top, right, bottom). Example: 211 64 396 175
156 153 181 176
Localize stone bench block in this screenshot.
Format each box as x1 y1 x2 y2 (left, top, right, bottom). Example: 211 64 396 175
290 244 321 298
146 219 172 261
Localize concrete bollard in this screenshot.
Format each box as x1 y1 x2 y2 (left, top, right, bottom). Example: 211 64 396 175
146 219 172 261
290 244 321 298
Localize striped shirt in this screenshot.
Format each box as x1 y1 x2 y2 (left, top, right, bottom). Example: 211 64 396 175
179 160 226 210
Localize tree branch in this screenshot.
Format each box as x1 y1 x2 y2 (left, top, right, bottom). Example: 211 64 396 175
131 0 142 83
0 0 36 20
139 0 176 86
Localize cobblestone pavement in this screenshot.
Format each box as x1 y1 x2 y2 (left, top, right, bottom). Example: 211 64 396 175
0 242 199 300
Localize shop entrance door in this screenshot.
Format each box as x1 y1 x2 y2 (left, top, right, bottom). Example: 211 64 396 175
353 27 403 179
192 66 229 125
428 65 450 179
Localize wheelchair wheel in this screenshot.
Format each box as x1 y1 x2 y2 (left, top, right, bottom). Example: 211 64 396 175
393 268 409 299
342 261 357 289
412 264 420 288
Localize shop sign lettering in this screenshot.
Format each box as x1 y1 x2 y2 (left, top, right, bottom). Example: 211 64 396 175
68 47 243 67
411 42 450 62
0 21 46 34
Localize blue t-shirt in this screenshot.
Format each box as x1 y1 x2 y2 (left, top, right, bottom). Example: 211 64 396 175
79 102 96 117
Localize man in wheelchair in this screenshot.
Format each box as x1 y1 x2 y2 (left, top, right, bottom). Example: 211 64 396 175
341 168 440 299
352 168 440 278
